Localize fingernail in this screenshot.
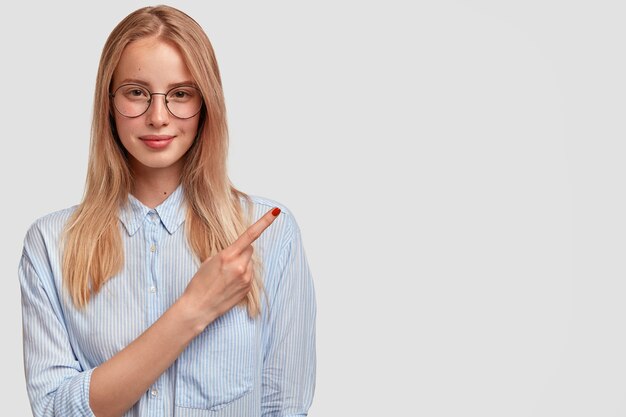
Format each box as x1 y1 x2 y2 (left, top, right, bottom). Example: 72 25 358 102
272 207 281 216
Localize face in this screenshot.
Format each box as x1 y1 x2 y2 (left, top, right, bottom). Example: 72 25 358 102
111 37 201 179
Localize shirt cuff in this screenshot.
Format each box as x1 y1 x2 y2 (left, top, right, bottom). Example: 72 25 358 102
79 367 96 417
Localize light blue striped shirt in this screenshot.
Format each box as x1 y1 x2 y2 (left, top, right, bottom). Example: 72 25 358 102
18 184 316 417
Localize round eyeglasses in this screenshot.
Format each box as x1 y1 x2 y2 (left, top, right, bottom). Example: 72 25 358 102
110 83 203 119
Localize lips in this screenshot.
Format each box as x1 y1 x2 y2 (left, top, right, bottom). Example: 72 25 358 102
139 135 175 149
140 135 175 141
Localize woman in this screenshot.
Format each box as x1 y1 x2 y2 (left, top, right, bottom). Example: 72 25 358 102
18 5 316 417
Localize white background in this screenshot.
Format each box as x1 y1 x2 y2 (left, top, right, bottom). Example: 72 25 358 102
2 1 625 415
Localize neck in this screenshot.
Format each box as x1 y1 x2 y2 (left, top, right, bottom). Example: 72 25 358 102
130 163 183 209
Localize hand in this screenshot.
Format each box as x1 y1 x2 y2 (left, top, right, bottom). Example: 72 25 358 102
180 207 281 333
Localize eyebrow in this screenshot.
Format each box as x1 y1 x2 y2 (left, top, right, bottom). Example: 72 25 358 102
116 78 198 89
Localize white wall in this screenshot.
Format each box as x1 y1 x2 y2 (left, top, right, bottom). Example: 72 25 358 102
2 1 625 415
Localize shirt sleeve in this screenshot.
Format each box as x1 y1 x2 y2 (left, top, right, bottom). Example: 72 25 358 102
19 249 96 417
261 213 316 417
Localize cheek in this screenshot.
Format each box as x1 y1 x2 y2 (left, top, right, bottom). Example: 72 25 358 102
113 113 128 137
182 117 200 134
179 119 201 143
113 115 140 144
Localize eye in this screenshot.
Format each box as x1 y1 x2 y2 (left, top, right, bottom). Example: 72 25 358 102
119 85 149 100
168 87 197 102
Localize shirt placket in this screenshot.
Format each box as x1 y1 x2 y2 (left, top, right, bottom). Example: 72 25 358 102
145 210 165 416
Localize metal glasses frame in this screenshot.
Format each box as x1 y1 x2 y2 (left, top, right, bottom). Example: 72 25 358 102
109 83 203 119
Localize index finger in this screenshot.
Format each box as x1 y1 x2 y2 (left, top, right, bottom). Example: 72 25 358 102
230 207 281 253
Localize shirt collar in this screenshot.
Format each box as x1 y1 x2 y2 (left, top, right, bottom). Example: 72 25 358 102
118 183 186 236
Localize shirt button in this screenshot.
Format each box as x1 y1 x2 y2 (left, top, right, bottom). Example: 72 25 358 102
149 286 156 293
150 388 158 397
150 244 156 252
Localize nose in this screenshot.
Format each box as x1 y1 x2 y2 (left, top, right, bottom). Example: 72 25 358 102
145 93 170 126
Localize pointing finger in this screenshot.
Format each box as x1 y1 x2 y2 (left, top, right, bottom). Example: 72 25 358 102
230 207 281 253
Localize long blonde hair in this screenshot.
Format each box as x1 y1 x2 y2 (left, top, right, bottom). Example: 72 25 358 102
61 5 263 316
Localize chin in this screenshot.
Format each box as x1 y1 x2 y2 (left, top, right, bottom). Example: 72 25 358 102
128 152 185 171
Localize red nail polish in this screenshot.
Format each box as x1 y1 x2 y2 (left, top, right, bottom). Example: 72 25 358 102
272 207 281 216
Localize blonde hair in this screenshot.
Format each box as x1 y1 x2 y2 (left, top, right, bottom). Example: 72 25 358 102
61 5 263 316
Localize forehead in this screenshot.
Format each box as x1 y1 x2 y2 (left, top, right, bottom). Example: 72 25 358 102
112 37 194 88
